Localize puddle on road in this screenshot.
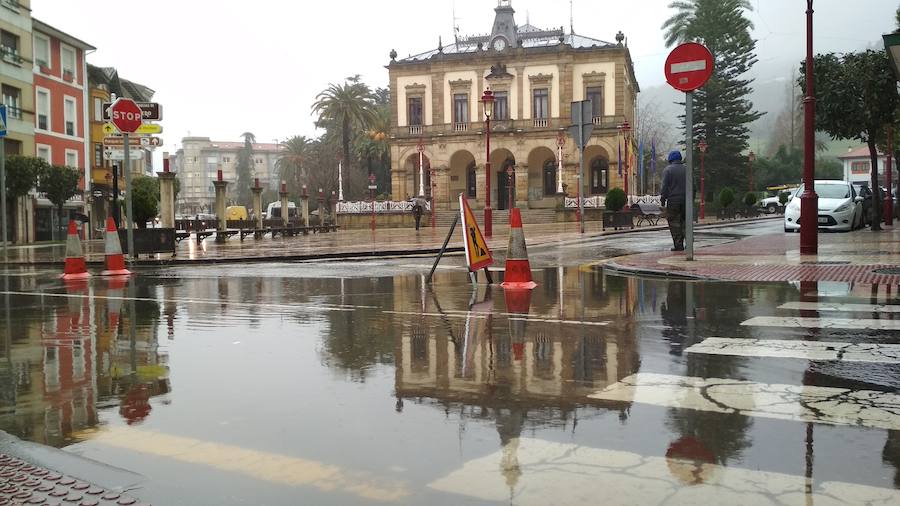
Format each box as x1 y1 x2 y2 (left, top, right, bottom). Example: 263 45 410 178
0 267 898 504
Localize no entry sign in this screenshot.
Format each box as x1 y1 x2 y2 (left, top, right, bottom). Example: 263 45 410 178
665 42 713 92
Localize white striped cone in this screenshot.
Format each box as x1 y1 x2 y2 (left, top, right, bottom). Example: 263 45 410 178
501 208 536 289
101 216 131 276
61 220 90 280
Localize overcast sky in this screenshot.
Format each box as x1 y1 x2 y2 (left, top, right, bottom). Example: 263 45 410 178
32 0 898 156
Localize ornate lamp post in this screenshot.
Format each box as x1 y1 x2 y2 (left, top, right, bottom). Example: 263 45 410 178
748 150 756 193
337 153 344 202
556 131 565 194
698 139 708 220
430 165 436 229
480 88 495 237
506 165 515 210
800 0 818 254
368 173 376 231
620 120 631 203
416 138 425 197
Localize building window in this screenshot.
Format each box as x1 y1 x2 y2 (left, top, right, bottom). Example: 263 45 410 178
453 93 468 124
33 34 49 67
586 86 603 119
850 161 870 175
4 139 21 156
1 84 21 119
64 97 77 136
93 97 104 122
590 158 610 194
61 45 76 79
37 145 51 163
532 88 549 119
467 161 477 198
493 91 509 121
93 143 102 167
0 30 20 63
65 149 78 168
407 97 423 126
36 89 49 131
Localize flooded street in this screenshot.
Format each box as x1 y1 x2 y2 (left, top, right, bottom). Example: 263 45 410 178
0 257 898 505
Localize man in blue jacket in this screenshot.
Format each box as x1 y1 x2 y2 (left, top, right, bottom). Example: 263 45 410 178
660 150 686 251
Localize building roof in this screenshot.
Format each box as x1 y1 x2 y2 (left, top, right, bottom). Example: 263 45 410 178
87 64 155 102
838 146 886 159
398 24 617 63
32 18 96 51
207 141 283 152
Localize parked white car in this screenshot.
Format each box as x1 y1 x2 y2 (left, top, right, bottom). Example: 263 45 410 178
784 180 863 232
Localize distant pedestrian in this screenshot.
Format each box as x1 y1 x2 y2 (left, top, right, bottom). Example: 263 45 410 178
413 200 423 231
660 150 687 251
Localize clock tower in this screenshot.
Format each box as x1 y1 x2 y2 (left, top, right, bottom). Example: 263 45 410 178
489 0 517 50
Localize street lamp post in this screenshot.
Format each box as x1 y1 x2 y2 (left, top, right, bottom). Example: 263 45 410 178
430 166 436 229
368 173 376 231
556 131 565 194
748 150 756 193
620 121 631 203
506 165 515 210
800 0 818 254
698 139 708 220
417 138 425 197
481 88 495 237
337 153 344 202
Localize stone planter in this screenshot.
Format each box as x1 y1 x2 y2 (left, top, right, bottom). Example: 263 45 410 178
602 210 634 230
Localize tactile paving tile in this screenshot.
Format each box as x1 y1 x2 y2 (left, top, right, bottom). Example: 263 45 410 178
0 454 148 506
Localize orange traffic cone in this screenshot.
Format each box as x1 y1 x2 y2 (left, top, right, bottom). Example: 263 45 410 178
504 287 533 362
501 208 536 289
61 220 90 280
101 216 131 276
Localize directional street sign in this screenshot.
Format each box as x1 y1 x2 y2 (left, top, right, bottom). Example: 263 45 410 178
665 42 714 92
104 149 143 161
0 104 7 137
102 122 119 135
134 123 162 134
459 194 493 271
102 102 162 121
104 136 162 147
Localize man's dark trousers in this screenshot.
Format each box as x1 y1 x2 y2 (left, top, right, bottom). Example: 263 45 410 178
666 202 685 251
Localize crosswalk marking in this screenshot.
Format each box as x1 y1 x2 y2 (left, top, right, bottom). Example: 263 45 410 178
685 337 900 363
588 373 900 430
429 438 900 505
780 301 900 313
741 316 900 331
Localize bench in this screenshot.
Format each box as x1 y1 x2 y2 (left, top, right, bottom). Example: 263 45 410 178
631 203 664 227
175 232 192 244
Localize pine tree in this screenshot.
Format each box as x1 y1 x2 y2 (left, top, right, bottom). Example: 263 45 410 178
235 132 256 206
662 0 764 193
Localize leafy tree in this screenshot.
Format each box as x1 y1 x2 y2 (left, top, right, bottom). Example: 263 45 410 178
662 0 764 194
130 176 159 229
718 187 735 208
276 135 312 195
311 77 377 199
37 164 80 240
742 191 757 207
800 50 899 230
4 156 47 241
234 132 256 207
355 104 392 195
605 188 627 211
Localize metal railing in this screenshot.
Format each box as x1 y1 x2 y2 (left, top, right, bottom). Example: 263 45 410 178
391 115 627 138
337 200 431 214
533 118 549 128
408 125 423 135
453 122 469 132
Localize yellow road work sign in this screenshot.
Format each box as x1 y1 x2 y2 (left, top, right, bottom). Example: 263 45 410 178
459 194 493 271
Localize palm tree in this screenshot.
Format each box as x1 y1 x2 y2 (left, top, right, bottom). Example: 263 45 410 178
311 80 377 192
276 135 312 193
235 131 257 206
355 105 392 194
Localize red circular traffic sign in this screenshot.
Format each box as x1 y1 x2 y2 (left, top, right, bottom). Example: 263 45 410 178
109 98 143 133
665 42 714 92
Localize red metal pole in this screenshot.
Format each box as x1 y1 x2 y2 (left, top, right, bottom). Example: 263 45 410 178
370 188 375 231
485 116 492 237
431 172 436 230
700 151 706 220
885 126 893 226
624 133 630 203
575 174 581 225
800 0 818 255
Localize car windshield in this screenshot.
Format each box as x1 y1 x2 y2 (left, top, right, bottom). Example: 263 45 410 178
817 184 851 199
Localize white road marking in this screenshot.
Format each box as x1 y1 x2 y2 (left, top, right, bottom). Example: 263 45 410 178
686 337 900 363
741 316 900 331
779 301 900 313
429 438 900 505
588 373 900 430
384 310 609 326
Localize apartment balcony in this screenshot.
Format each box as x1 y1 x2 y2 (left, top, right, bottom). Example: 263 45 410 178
391 115 625 139
408 125 423 135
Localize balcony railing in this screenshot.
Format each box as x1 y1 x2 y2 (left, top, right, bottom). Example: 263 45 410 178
592 116 603 125
408 125 423 135
0 46 23 65
3 105 22 119
391 115 626 138
533 118 549 128
453 122 469 132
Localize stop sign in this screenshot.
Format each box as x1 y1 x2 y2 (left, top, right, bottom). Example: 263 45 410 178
109 98 143 133
665 42 714 92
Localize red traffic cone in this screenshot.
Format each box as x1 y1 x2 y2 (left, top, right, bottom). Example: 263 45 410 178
501 208 536 289
504 287 533 362
101 216 131 276
61 220 90 280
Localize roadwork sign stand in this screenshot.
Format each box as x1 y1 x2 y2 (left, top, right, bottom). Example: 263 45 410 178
426 194 494 285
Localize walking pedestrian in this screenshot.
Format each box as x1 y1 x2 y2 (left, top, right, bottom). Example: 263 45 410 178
660 150 687 252
413 200 423 231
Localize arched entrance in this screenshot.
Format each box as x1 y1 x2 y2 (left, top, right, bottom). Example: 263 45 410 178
584 145 611 195
491 148 516 210
527 147 557 203
404 153 431 198
449 150 476 208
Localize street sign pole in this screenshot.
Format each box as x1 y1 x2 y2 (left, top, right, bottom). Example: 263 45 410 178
578 112 585 235
685 92 695 261
123 133 135 260
1 136 6 262
569 100 593 235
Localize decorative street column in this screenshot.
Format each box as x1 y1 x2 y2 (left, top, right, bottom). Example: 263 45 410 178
480 88 495 237
279 180 290 227
300 185 310 227
800 0 819 254
417 138 425 197
213 168 228 232
317 188 325 225
556 131 565 194
157 152 176 229
251 178 263 230
330 191 338 225
337 154 344 202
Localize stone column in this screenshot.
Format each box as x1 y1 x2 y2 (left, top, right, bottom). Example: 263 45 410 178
158 172 176 229
329 191 338 225
251 178 263 229
317 189 325 225
515 165 529 208
300 185 310 227
213 169 228 232
279 181 290 227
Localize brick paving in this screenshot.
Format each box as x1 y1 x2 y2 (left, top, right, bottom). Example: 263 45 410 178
607 226 900 283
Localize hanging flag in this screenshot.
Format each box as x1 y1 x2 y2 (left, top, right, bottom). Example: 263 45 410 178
617 137 623 177
638 137 645 194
